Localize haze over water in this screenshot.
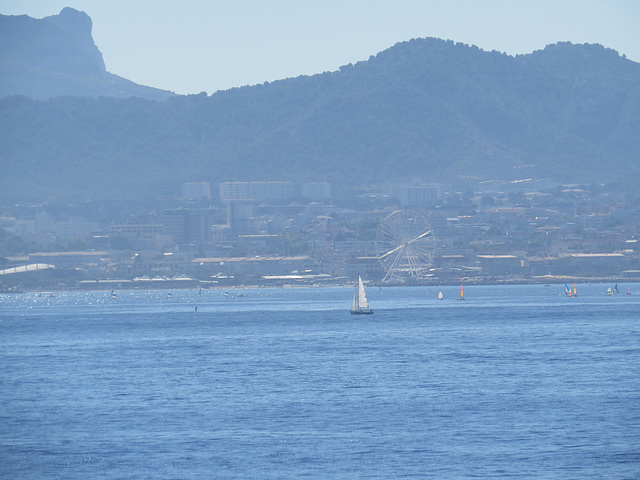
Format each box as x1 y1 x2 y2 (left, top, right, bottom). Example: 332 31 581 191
1 284 639 478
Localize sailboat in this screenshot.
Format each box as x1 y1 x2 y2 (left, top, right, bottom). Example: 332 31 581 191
351 275 374 315
573 282 578 297
606 287 613 296
457 284 465 300
437 291 444 300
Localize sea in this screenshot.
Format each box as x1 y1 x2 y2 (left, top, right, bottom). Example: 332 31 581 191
1 284 639 479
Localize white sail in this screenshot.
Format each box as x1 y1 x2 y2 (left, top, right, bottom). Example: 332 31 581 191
351 274 373 314
357 275 369 309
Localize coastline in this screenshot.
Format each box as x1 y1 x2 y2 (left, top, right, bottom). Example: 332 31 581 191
2 275 637 294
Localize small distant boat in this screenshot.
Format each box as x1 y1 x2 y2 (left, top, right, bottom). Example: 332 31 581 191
351 274 374 315
606 287 613 296
167 292 172 299
614 283 619 294
437 291 444 300
457 284 465 300
573 282 578 297
565 283 577 297
628 287 632 295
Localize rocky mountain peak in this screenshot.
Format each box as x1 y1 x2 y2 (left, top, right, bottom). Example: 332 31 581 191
0 8 172 100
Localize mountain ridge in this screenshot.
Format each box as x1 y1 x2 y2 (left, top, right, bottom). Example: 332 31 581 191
1 11 639 203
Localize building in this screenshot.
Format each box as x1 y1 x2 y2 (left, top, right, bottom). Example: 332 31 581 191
476 254 522 276
227 202 254 234
161 209 213 244
551 253 627 276
386 183 445 207
219 182 294 202
343 257 384 281
110 223 164 238
182 182 211 202
302 182 331 201
28 251 109 270
53 219 101 240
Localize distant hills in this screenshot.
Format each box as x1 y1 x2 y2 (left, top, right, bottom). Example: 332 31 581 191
1 8 639 204
0 7 173 100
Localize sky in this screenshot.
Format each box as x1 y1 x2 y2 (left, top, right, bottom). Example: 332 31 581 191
2 0 639 95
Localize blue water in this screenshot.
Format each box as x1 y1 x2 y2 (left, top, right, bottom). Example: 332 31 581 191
1 284 639 479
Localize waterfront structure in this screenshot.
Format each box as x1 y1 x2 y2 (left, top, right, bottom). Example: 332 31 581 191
193 255 312 281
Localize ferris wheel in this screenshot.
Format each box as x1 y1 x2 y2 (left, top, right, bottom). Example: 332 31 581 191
375 209 436 283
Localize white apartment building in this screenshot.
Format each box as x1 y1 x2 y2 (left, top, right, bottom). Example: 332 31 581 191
386 183 445 207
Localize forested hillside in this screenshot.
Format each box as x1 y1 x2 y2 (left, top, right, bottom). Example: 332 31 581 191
1 31 639 203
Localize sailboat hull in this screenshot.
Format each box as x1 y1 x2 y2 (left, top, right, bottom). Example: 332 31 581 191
350 309 374 315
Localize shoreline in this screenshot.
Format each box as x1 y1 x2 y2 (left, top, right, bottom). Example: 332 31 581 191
2 276 638 294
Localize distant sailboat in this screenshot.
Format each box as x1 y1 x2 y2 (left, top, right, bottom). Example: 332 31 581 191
457 284 465 300
614 283 619 294
573 282 578 297
606 287 613 296
628 287 632 295
351 275 374 315
437 291 444 300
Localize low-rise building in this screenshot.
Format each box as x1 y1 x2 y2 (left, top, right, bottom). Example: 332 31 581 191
476 254 522 276
343 257 384 281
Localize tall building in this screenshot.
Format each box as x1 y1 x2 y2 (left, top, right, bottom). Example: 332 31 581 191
161 209 213 244
227 202 254 234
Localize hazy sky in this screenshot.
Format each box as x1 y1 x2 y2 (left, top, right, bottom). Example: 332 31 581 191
2 1 639 95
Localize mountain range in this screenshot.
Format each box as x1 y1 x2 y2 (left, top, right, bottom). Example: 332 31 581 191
1 8 639 204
